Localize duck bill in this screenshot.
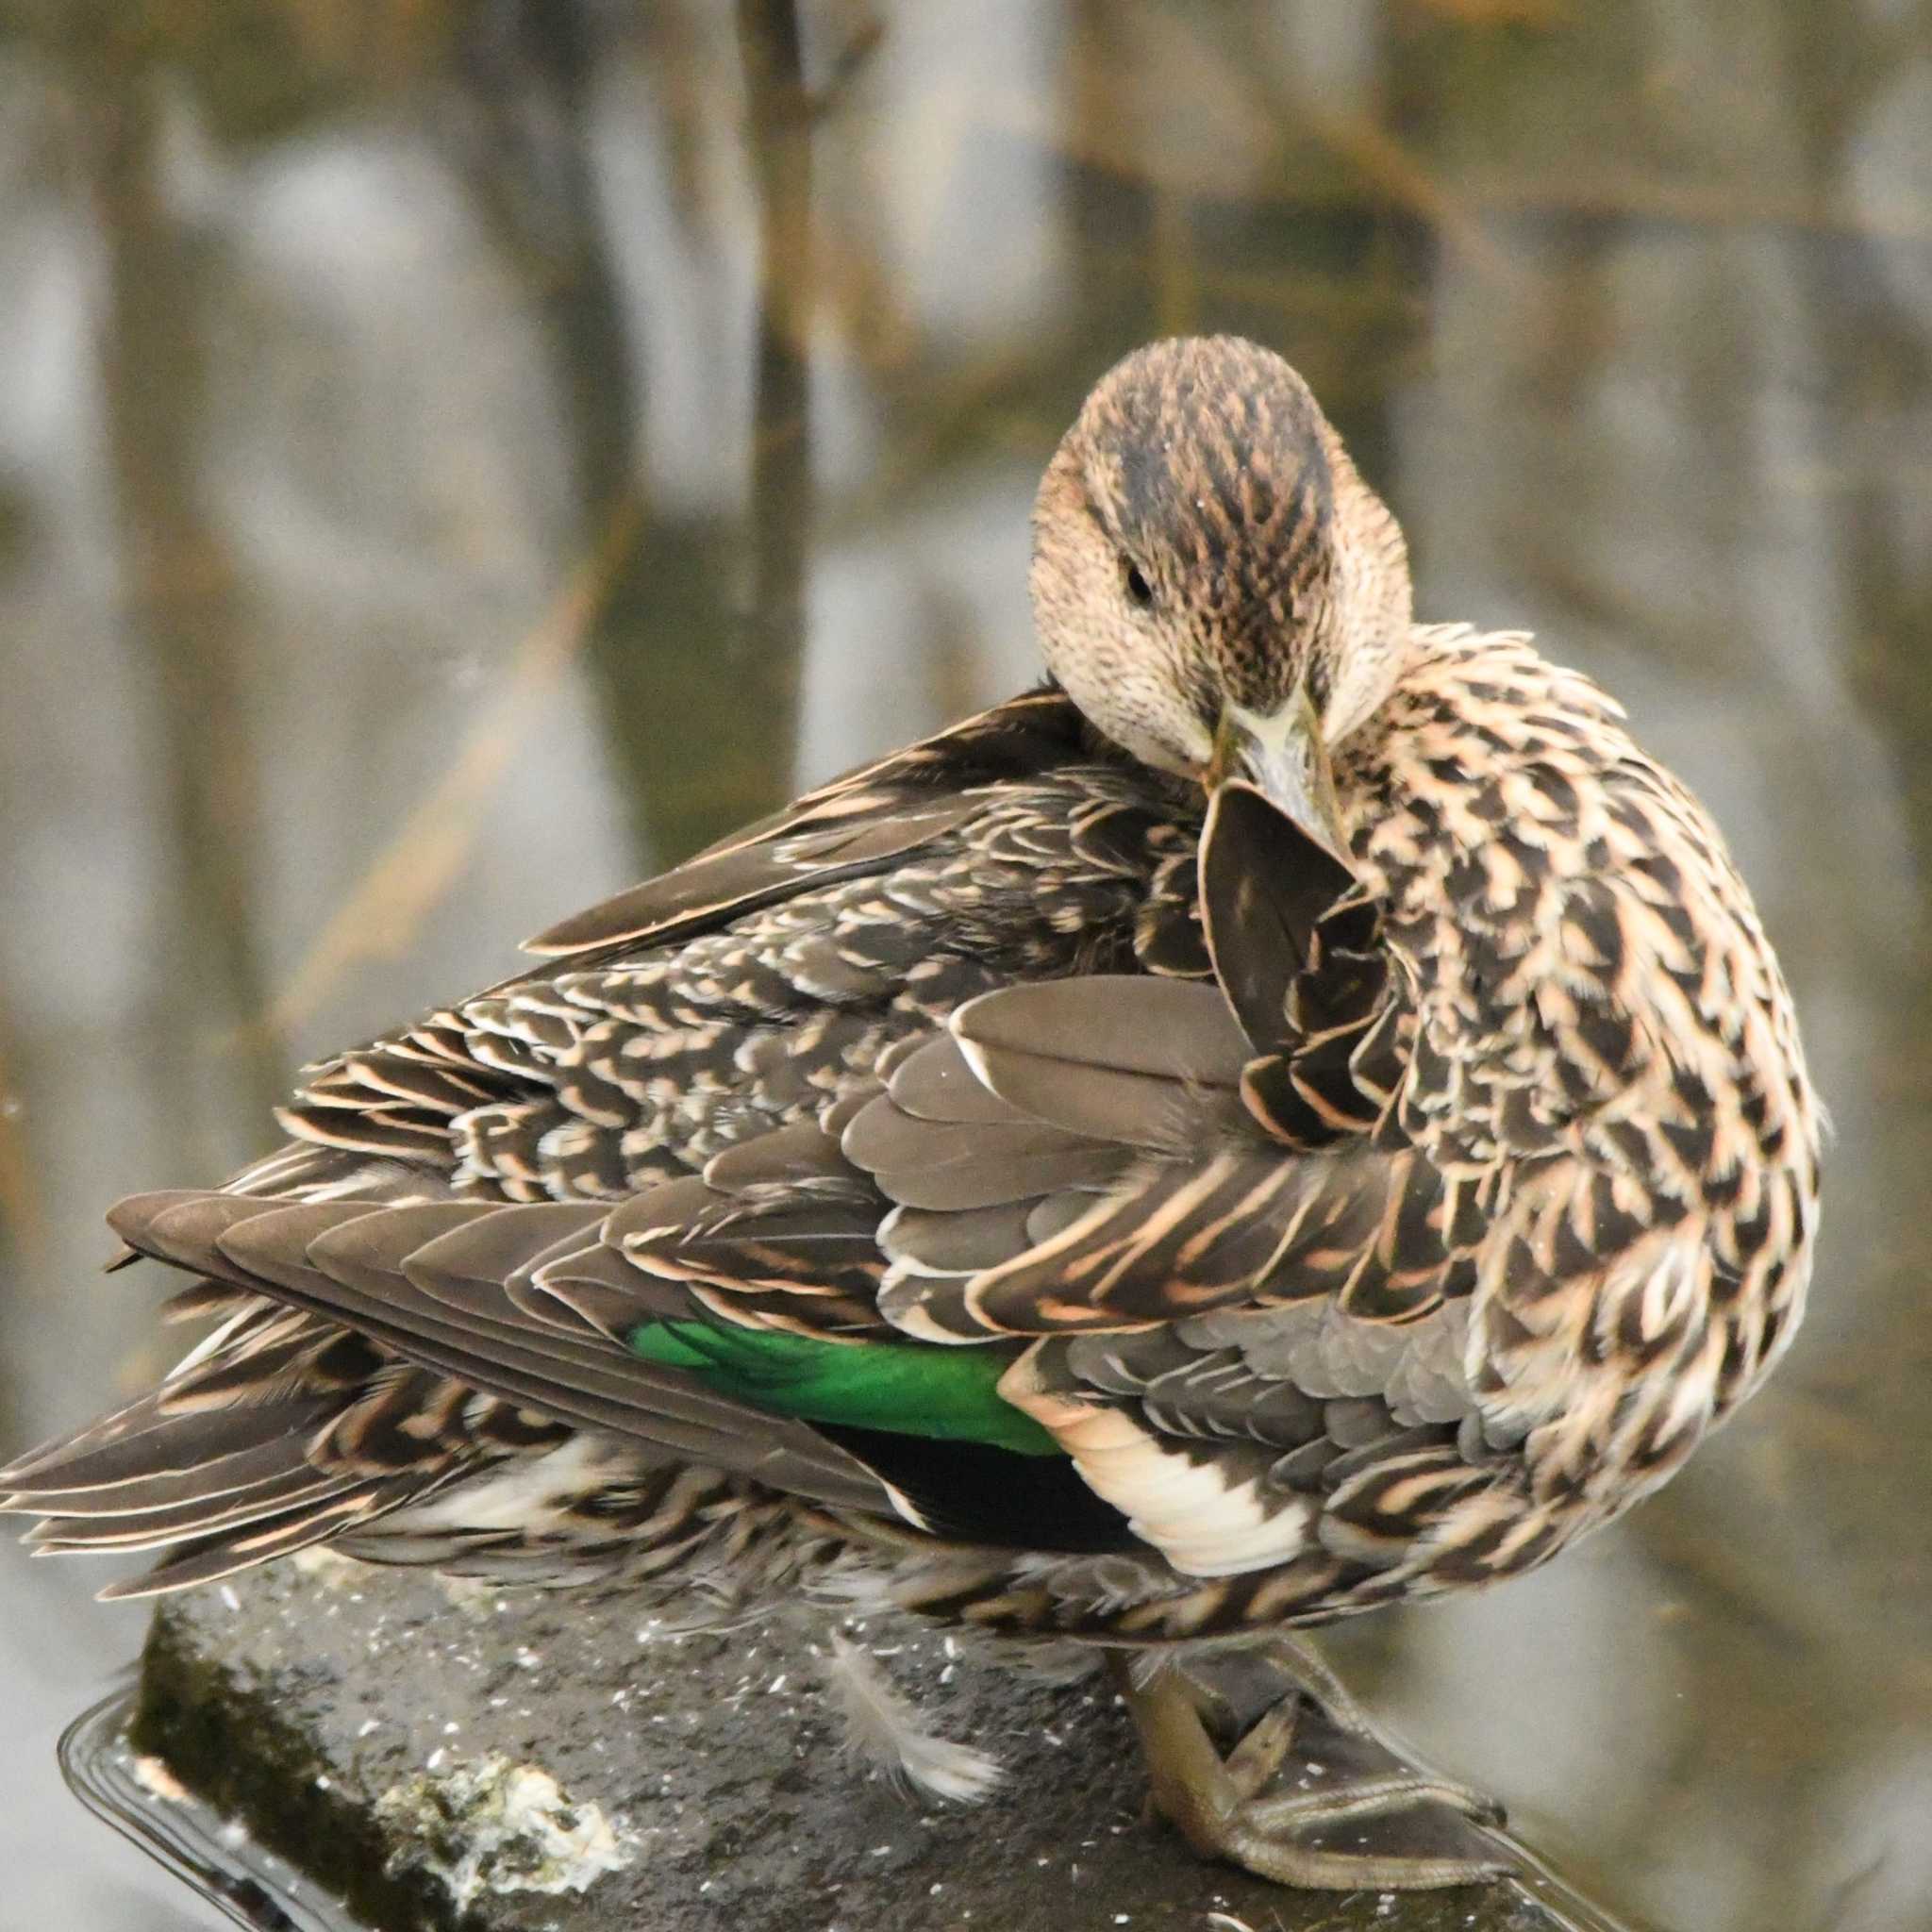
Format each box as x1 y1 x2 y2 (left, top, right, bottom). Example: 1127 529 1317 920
1207 689 1347 860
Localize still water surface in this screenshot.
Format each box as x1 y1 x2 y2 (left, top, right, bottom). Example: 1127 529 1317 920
2 4 1930 1927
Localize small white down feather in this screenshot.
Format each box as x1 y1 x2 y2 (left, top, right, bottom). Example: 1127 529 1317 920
823 1633 1004 1804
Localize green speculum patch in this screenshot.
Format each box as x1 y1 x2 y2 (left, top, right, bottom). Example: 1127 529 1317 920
625 1321 1063 1457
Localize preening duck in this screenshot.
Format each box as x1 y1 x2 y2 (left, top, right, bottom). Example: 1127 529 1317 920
3 336 1820 1890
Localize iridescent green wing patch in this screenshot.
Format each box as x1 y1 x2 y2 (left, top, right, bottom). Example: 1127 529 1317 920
625 1321 1062 1457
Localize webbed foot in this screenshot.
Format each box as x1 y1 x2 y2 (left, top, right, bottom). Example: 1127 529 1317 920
1113 1638 1509 1891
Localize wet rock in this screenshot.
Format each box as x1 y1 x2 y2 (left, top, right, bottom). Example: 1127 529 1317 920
126 1559 1585 1931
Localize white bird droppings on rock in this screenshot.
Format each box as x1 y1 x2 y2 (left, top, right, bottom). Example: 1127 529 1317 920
375 1754 633 1908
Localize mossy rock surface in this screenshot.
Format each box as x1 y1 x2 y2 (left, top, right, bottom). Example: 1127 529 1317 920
129 1560 1584 1931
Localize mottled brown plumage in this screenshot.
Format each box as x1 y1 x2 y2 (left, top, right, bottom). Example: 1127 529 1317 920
2 337 1819 1890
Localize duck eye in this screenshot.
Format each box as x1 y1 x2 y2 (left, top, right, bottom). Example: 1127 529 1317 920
1122 559 1155 609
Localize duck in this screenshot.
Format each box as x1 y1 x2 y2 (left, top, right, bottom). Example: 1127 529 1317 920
2 335 1821 1891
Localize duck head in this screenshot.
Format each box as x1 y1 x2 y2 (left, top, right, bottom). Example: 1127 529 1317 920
1030 335 1412 857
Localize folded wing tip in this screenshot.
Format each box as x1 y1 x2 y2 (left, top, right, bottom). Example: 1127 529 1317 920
105 1190 213 1251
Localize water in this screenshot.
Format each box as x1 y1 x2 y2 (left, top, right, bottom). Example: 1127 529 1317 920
2 3 1929 1927
60 1689 363 1932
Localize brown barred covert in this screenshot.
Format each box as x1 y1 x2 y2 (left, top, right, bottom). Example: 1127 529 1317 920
3 337 1819 1892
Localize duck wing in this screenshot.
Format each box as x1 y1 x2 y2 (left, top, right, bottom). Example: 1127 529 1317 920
10 745 1491 1606
4 691 1211 1582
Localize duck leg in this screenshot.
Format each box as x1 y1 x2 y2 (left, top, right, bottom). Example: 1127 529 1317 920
1111 1638 1509 1891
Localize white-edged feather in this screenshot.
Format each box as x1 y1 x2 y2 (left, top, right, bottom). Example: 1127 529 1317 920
824 1632 1003 1804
